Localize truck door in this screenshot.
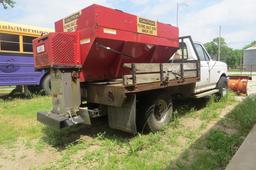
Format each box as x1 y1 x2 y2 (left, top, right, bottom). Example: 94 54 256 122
200 45 221 87
194 43 211 93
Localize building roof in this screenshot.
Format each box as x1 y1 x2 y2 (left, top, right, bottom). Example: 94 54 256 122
246 45 256 50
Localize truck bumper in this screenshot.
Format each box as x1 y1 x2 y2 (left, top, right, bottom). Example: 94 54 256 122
37 112 85 129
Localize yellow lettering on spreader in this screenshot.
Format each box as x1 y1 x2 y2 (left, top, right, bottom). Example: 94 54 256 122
63 11 81 32
137 17 157 36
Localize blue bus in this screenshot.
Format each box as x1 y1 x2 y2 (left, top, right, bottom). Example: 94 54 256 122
0 21 53 94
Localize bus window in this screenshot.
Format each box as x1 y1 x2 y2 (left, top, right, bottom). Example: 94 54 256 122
23 36 36 53
0 33 20 52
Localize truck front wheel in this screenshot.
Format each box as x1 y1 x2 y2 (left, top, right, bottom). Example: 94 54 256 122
145 96 173 132
216 76 228 101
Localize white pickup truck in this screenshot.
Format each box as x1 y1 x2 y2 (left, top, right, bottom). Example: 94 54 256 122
36 36 228 134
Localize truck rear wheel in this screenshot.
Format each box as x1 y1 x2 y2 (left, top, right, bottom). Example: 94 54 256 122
216 76 228 101
41 74 51 95
143 95 173 132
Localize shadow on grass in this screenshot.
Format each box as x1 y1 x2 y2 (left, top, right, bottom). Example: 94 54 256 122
0 88 47 101
173 97 210 115
41 116 134 150
1 93 32 100
165 95 256 170
40 98 210 150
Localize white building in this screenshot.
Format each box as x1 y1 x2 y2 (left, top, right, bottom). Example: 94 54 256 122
243 45 256 71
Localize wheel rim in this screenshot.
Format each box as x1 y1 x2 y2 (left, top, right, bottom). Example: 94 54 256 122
153 99 168 122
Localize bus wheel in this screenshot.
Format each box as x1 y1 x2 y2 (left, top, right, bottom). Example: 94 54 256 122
28 85 41 94
41 74 51 95
145 95 173 132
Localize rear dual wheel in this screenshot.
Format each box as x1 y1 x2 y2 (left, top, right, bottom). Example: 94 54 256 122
138 94 173 132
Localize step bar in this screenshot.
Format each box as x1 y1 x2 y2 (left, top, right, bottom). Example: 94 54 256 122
194 89 219 98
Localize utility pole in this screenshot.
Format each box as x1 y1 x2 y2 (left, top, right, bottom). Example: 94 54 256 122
176 0 179 26
176 1 188 27
218 25 221 61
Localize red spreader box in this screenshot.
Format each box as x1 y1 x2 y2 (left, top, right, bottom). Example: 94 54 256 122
33 4 179 82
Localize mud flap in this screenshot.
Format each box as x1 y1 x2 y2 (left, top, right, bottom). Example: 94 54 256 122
108 95 137 134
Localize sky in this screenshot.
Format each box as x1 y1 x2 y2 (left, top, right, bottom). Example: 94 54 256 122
0 0 255 49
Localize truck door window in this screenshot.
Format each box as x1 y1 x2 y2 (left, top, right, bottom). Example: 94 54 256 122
180 42 188 60
194 44 209 61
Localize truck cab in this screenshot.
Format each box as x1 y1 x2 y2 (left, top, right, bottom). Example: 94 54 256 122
194 42 227 94
170 37 228 98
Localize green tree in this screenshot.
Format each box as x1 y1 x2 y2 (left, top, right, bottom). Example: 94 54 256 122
0 0 15 9
204 37 242 67
204 37 227 60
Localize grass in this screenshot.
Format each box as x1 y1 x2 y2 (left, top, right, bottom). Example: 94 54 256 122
0 86 15 94
0 96 51 145
0 93 255 169
174 95 256 170
228 71 256 76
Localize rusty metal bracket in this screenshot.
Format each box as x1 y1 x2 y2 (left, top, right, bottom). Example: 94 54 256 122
131 63 136 86
160 63 164 82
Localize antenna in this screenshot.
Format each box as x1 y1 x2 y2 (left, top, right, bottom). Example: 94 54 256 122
176 0 189 28
176 0 179 26
218 25 221 61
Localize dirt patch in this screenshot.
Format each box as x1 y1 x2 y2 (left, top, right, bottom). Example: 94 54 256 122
181 117 202 129
180 103 237 134
219 104 238 118
71 144 100 160
200 104 238 135
71 149 87 161
174 102 240 168
214 124 238 135
0 141 59 170
176 136 188 147
216 107 240 135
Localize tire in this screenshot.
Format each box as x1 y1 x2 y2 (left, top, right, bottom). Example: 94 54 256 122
41 74 51 95
144 95 173 132
215 76 228 101
28 85 41 94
